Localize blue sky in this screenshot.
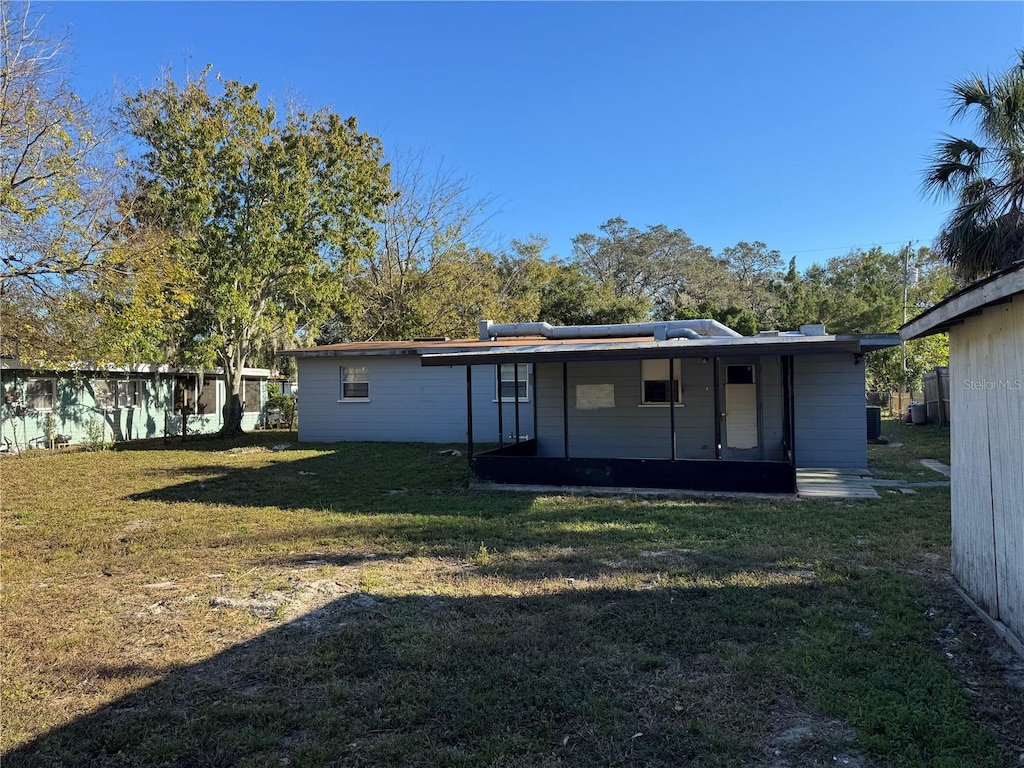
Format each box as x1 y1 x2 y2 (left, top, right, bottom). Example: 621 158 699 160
51 1 1024 269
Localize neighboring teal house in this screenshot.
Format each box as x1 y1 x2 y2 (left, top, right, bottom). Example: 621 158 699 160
0 359 273 450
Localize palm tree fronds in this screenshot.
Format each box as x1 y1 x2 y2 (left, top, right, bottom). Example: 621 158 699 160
926 50 1024 280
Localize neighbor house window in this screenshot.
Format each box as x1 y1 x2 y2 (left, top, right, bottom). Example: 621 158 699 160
497 363 530 402
26 378 56 411
116 380 139 409
197 379 219 415
640 359 681 404
26 377 56 411
242 378 262 413
340 366 369 400
94 379 139 410
174 378 194 414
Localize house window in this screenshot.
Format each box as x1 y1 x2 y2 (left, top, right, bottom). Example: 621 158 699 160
197 379 219 415
340 366 369 400
117 380 140 409
497 364 530 402
243 378 262 413
174 378 194 414
95 379 139 410
641 359 682 404
26 378 56 411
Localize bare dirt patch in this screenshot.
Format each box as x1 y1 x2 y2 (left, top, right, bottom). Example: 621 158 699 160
755 695 871 767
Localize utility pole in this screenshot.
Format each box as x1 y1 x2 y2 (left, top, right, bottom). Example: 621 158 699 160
900 242 911 418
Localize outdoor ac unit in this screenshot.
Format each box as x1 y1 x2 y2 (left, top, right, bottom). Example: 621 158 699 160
866 406 882 441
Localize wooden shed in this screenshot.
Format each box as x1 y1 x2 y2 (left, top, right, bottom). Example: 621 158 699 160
901 262 1024 656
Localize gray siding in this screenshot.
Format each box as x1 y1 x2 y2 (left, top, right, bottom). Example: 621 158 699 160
534 356 789 461
534 359 718 459
295 356 534 444
792 353 867 469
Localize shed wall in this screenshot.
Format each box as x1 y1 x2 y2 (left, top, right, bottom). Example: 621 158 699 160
792 353 867 469
295 356 533 443
950 296 1024 642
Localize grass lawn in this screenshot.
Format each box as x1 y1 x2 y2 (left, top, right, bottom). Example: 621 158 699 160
2 420 1022 767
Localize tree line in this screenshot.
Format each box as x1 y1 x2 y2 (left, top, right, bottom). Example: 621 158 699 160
2 2 1019 433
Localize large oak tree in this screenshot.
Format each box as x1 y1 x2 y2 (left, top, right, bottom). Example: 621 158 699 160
124 68 391 434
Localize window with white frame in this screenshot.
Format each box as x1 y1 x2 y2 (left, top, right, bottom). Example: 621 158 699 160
497 363 530 402
640 359 682 404
340 366 369 400
25 378 56 411
197 379 219 415
94 379 140 410
242 378 262 413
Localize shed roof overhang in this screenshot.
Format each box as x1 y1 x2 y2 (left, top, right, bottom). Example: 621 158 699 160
901 262 1024 341
420 335 897 367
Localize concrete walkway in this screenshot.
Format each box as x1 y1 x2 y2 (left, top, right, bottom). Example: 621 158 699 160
796 469 880 500
796 461 953 500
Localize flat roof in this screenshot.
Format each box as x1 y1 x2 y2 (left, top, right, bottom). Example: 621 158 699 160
281 332 899 365
901 262 1024 340
418 334 893 366
280 337 561 357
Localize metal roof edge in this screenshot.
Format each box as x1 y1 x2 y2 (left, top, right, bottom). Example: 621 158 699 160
280 346 463 358
901 263 1024 340
837 333 902 349
0 360 274 377
420 336 867 366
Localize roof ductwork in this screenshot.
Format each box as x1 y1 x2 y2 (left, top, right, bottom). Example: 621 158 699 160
478 319 742 342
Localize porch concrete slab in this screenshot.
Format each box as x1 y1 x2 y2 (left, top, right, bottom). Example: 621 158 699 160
796 469 880 500
920 459 951 477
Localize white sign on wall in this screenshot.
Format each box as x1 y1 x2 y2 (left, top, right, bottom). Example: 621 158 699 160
576 383 615 410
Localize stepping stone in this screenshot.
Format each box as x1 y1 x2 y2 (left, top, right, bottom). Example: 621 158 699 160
920 459 951 477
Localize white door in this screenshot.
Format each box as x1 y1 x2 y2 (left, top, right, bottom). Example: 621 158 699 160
724 363 758 453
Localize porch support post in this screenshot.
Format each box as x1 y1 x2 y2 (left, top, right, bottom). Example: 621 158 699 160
669 357 677 460
713 357 722 460
532 364 538 440
496 365 504 448
562 361 570 458
513 363 521 444
782 355 795 464
466 365 474 458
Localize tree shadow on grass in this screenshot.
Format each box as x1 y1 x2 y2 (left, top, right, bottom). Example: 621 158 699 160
4 573 1006 768
0 584 838 768
126 443 474 511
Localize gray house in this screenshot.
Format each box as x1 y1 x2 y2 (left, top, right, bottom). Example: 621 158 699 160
901 262 1024 656
1 361 272 450
284 340 535 444
286 320 898 494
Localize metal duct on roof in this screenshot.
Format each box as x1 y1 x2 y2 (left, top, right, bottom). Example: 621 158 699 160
478 319 742 341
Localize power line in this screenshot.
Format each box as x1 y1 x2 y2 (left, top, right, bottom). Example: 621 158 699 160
783 238 926 257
